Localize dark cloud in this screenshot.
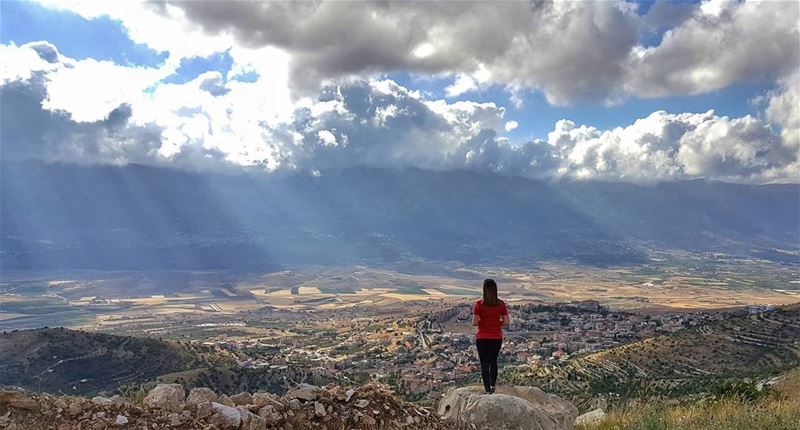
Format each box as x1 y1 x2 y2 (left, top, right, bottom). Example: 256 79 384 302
0 78 162 164
164 0 640 103
163 0 799 105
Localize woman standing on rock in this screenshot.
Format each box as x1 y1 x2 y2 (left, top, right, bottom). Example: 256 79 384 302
472 278 509 394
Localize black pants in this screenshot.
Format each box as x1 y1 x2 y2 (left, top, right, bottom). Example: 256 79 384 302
475 338 502 392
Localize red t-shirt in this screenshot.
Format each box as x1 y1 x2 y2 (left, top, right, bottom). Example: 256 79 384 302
474 299 508 340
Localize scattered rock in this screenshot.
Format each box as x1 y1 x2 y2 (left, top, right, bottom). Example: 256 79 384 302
2 382 454 429
217 394 236 407
109 395 129 406
196 401 215 419
209 402 241 428
314 401 326 417
257 405 282 424
576 408 606 426
67 402 83 416
0 390 40 411
286 384 318 401
143 383 185 412
91 396 112 406
231 392 253 406
253 393 284 411
187 387 218 404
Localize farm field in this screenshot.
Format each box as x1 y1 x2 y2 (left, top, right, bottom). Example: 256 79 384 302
1 250 798 331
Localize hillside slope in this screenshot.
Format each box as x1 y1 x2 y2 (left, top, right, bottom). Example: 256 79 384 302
0 328 236 395
511 304 800 408
577 368 800 430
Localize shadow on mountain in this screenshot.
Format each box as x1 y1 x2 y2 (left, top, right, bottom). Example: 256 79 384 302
1 161 797 271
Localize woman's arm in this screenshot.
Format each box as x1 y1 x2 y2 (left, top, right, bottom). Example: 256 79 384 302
472 315 481 326
500 313 510 326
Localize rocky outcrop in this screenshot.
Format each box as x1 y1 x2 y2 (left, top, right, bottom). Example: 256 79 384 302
0 383 450 429
438 385 578 430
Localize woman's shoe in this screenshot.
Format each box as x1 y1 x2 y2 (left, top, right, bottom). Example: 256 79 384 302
489 386 496 394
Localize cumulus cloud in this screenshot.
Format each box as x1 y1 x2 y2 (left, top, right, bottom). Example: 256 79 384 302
626 0 800 97
162 0 643 104
764 71 800 151
154 0 798 105
545 110 796 183
0 41 60 83
1 41 797 184
0 79 163 165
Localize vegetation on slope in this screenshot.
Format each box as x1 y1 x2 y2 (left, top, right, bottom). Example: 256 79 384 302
0 327 235 395
577 369 800 430
156 365 347 396
510 304 800 409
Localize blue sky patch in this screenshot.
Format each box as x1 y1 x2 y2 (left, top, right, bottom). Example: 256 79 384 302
0 0 167 67
161 50 234 85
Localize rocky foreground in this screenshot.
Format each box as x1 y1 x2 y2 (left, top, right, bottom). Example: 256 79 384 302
0 383 454 430
0 382 585 430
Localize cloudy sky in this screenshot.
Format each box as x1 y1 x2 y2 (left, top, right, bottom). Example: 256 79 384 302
1 0 798 183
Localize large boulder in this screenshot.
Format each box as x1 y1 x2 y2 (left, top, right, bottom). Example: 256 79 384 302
438 385 577 430
143 384 185 411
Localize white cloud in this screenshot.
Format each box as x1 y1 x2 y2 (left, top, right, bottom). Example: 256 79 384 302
44 57 171 122
546 110 797 183
626 0 799 97
144 0 798 105
1 41 797 184
22 0 797 113
504 121 519 132
765 71 800 151
445 74 477 98
317 130 338 147
0 41 60 83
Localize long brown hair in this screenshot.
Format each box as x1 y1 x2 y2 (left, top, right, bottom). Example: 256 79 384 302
482 278 500 306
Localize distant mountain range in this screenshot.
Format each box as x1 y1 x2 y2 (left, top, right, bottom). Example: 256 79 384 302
1 161 798 271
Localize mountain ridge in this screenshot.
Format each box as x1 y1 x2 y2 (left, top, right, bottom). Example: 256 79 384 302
2 161 798 271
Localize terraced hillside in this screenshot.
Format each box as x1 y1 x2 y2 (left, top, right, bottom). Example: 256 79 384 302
511 304 800 409
0 328 236 395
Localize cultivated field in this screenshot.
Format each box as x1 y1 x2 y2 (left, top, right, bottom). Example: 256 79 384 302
1 251 798 331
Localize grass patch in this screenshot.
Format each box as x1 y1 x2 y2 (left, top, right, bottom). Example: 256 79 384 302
579 392 800 430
